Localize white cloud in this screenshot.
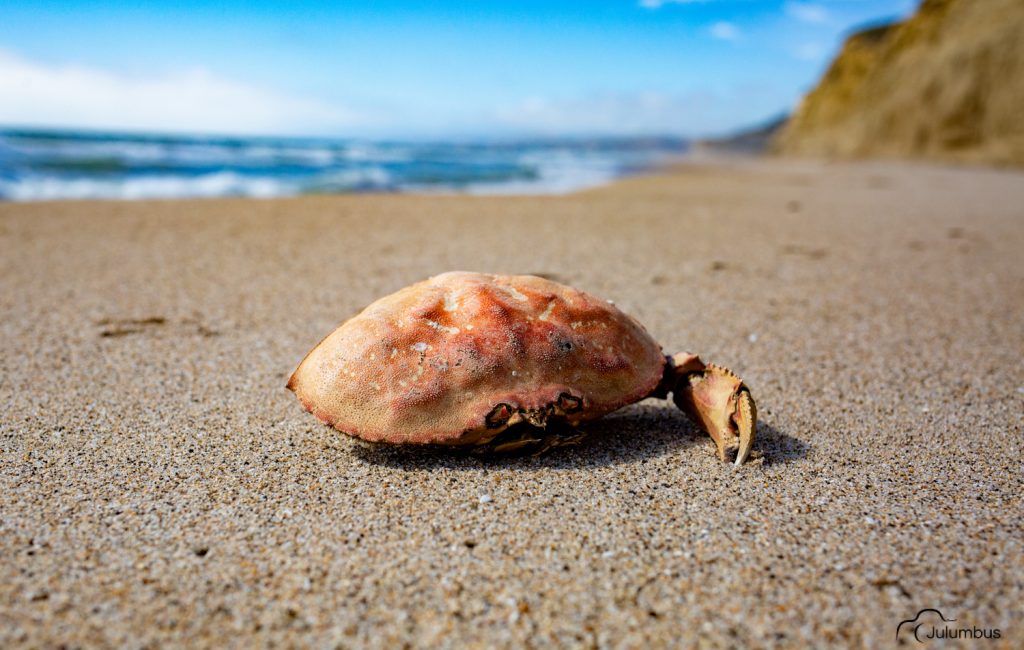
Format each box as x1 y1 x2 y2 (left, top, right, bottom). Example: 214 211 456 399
785 2 829 24
639 0 705 9
489 89 771 137
492 93 673 134
0 49 361 136
708 21 741 41
793 42 827 61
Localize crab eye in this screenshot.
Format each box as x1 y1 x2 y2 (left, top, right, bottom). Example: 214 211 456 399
486 403 513 428
556 393 582 413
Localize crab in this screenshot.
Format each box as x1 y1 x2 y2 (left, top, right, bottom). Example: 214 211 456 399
288 272 756 465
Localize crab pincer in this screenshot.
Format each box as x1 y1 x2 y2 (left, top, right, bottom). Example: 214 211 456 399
666 353 757 466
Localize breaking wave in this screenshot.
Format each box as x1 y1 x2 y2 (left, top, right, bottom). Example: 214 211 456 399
0 128 687 201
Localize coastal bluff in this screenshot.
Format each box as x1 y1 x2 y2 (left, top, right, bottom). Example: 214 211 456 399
773 0 1024 166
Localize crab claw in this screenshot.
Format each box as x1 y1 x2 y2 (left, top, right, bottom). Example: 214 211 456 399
669 353 757 465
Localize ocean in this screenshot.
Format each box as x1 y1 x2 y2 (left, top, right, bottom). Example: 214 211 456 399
0 128 688 201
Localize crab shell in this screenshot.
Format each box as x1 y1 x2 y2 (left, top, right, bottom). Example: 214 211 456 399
287 272 666 446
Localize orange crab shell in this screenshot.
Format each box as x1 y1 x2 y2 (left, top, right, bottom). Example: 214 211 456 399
287 272 666 445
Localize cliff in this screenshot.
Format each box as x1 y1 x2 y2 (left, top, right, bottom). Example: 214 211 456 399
773 0 1024 166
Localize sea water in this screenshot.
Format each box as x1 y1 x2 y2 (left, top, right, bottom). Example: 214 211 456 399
0 129 687 201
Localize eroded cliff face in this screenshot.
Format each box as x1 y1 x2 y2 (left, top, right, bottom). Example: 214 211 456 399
773 0 1024 166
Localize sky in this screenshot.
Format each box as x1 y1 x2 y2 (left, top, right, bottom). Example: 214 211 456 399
0 0 918 139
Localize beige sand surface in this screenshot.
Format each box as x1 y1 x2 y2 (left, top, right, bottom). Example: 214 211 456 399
1 161 1022 648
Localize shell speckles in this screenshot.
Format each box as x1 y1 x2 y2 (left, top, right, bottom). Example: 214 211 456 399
288 272 759 464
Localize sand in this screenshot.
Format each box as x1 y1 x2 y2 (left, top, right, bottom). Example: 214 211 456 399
1 160 1022 648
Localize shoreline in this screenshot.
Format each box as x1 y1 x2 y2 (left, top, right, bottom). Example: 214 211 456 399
7 150 1024 206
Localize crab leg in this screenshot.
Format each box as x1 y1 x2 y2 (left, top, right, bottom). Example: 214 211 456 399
668 352 757 466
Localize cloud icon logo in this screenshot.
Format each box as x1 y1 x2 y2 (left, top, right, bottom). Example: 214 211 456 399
896 609 957 643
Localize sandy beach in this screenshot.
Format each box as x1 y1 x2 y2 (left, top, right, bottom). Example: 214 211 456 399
1 160 1022 647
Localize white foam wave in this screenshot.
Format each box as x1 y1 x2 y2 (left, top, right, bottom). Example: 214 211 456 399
314 166 393 190
0 171 289 201
451 151 623 195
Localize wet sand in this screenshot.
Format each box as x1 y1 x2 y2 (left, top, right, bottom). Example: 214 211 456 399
1 160 1022 647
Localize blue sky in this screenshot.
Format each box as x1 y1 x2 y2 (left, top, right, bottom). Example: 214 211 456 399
0 0 917 138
